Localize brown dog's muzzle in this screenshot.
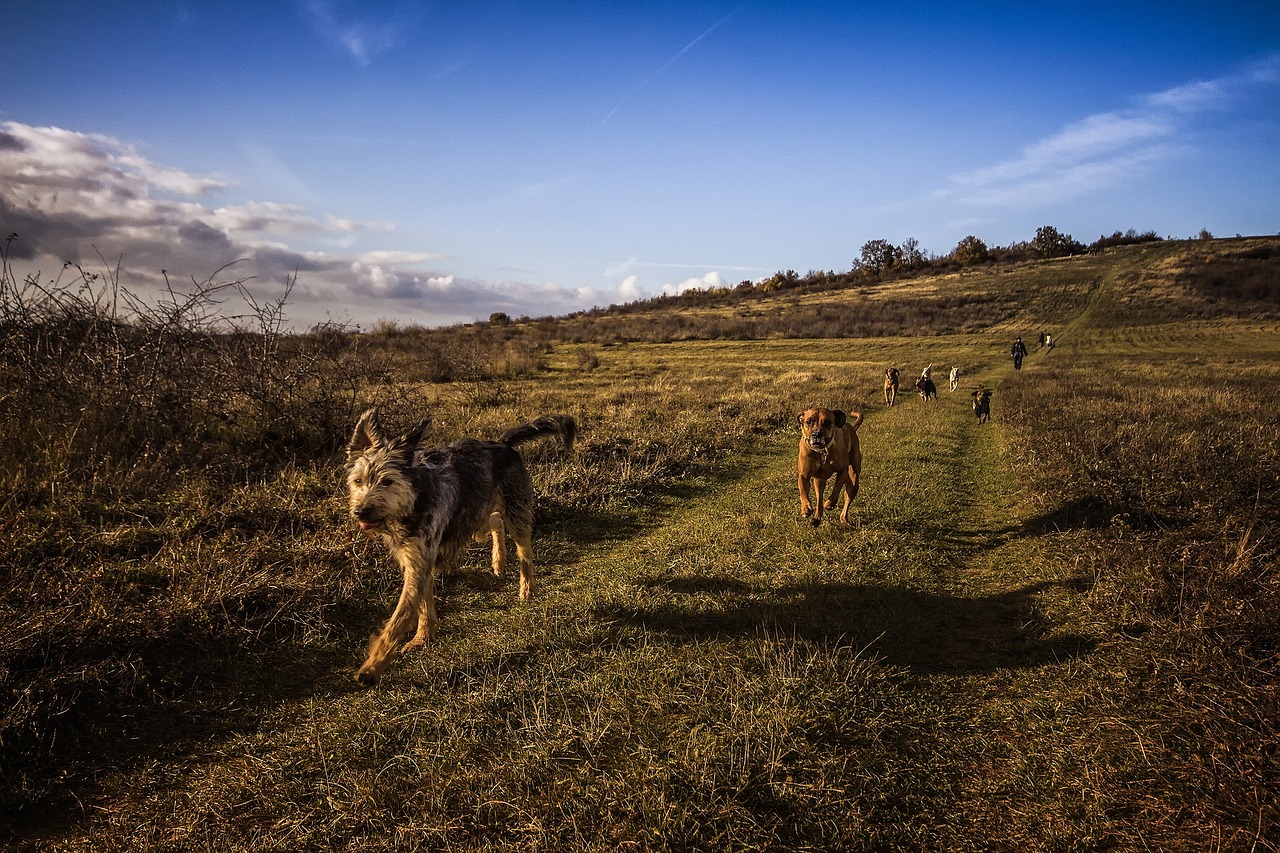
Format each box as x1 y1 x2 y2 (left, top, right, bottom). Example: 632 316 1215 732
806 432 832 452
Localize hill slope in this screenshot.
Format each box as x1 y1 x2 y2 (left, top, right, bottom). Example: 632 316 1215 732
3 237 1278 850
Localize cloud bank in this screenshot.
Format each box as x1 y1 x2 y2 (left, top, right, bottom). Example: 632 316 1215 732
0 121 593 329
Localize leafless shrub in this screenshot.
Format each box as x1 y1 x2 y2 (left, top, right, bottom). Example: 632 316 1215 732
0 237 383 497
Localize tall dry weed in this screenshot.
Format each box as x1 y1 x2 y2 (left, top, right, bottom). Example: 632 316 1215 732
1000 363 1279 842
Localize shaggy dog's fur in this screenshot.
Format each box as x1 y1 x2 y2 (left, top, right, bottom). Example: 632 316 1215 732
345 409 575 686
916 376 937 401
797 407 863 527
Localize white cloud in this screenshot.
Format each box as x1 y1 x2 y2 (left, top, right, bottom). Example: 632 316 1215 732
210 201 364 236
355 249 444 265
661 270 724 296
605 257 639 278
300 1 417 65
937 52 1280 209
515 173 582 198
617 274 642 300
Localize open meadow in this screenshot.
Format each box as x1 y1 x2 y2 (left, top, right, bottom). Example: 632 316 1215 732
2 238 1278 850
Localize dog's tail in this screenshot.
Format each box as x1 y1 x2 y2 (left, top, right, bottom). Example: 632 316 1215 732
846 411 864 432
499 414 576 451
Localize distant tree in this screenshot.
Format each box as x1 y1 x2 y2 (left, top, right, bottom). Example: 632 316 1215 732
1031 225 1084 259
953 235 990 266
899 237 928 268
857 239 901 274
758 269 800 292
1197 228 1215 240
1089 229 1164 251
489 311 512 326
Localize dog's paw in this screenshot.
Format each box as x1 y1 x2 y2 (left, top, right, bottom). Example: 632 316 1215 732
401 637 427 654
810 517 821 528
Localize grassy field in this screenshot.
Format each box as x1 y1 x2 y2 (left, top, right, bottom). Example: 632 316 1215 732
2 238 1278 850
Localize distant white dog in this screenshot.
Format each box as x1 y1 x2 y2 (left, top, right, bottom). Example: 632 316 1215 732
948 366 960 392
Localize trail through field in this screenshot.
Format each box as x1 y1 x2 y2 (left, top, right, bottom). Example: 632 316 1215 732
557 376 1085 675
496 353 1108 844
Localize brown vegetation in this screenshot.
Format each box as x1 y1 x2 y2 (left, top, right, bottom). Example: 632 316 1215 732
1 234 1278 850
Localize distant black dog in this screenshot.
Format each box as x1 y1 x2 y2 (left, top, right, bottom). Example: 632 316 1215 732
345 409 575 686
915 376 937 401
972 387 992 423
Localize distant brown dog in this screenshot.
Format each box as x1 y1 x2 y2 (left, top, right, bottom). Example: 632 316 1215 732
971 387 992 424
883 368 900 407
797 407 863 527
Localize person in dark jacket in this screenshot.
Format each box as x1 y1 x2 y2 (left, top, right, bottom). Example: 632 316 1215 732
1011 336 1028 370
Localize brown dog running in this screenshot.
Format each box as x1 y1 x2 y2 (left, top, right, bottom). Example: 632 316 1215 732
797 407 863 527
971 386 993 424
883 368 900 407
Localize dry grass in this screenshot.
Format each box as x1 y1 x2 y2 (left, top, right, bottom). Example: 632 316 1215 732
2 237 1278 850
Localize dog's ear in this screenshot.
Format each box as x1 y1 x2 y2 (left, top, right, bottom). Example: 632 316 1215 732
348 409 384 460
797 411 806 425
399 414 433 451
833 410 847 428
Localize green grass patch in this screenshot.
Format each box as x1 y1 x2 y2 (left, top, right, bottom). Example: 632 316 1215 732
3 238 1278 850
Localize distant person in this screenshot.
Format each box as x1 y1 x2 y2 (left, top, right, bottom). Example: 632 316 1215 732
1011 336 1028 370
1045 333 1055 351
1038 332 1046 348
948 365 960 392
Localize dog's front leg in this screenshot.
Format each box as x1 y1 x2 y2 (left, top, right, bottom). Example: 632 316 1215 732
356 541 435 687
405 566 439 652
810 475 829 526
823 470 849 513
838 467 860 526
798 474 815 520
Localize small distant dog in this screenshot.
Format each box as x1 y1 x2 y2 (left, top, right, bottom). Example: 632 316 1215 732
883 368 900 407
972 387 992 424
797 407 863 527
948 366 960 392
916 376 937 401
345 408 576 686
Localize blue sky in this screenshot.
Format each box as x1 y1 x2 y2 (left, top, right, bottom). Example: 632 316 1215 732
3 1 1279 329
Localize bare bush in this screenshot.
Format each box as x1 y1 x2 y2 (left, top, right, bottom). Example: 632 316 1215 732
0 238 384 496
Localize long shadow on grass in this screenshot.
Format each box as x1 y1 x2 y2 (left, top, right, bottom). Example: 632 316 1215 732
1 614 362 836
929 496 1178 552
2 449 775 837
598 576 1095 674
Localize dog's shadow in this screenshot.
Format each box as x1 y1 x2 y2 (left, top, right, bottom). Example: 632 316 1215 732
931 496 1179 555
596 575 1095 675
